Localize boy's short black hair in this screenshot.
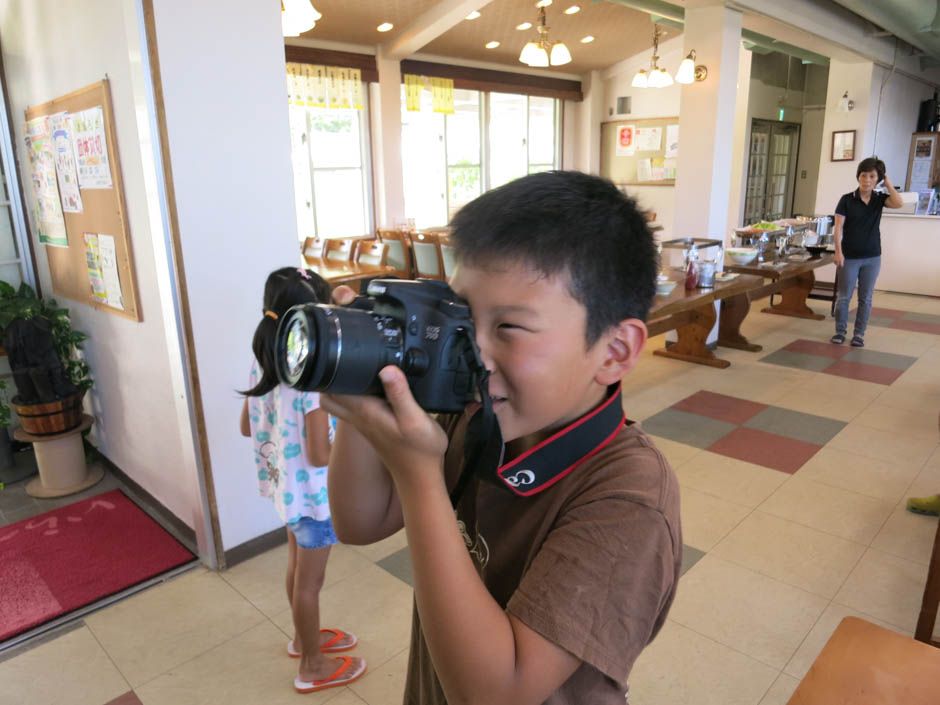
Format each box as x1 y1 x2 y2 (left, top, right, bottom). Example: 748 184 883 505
857 157 885 181
449 170 657 347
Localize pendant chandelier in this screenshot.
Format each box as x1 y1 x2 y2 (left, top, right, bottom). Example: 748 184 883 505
632 26 708 88
519 5 572 68
632 26 671 88
281 0 321 37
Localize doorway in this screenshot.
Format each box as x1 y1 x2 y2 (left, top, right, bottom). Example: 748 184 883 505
744 119 801 223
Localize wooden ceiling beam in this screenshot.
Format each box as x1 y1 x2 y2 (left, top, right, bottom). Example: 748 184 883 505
383 0 495 60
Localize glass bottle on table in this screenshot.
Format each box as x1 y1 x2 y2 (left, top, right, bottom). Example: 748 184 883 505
684 244 699 290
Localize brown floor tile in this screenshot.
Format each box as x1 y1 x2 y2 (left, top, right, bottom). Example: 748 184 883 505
824 359 904 385
707 427 822 474
671 390 767 425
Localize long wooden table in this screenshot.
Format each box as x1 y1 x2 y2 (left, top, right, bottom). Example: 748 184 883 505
647 273 765 368
724 252 835 320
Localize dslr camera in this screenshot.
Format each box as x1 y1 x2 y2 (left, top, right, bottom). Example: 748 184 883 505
275 279 482 413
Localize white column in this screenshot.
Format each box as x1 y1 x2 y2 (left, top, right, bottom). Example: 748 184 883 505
727 45 752 234
370 52 406 228
576 70 604 174
673 3 743 239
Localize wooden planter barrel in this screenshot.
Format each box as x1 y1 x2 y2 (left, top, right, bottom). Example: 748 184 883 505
11 392 84 436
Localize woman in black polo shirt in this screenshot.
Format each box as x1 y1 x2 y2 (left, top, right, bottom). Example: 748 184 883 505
831 157 903 347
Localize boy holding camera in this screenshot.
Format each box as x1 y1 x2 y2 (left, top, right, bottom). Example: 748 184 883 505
323 171 681 704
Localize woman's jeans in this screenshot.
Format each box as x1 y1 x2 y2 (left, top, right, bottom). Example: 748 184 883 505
834 255 881 338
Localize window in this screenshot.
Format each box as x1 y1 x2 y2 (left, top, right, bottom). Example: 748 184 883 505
0 82 33 289
402 87 560 229
288 98 373 241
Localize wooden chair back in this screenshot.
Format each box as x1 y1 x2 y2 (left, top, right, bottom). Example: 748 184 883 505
438 233 455 280
302 236 325 261
790 617 940 704
323 238 356 263
411 231 444 280
376 230 413 278
356 240 389 267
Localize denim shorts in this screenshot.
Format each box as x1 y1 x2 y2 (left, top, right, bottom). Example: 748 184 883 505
287 516 338 550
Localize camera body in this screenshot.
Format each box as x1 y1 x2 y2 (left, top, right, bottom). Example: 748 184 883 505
276 278 480 413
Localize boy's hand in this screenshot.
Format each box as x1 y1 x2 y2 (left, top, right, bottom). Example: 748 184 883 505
331 284 357 305
321 365 448 487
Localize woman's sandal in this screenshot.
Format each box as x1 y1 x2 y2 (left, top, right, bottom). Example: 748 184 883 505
830 334 845 345
294 655 367 693
850 336 865 348
287 628 358 658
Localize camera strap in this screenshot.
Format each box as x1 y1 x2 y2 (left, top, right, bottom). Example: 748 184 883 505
454 383 625 505
449 332 503 508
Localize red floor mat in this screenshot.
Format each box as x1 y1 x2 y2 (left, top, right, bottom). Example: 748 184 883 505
0 489 194 642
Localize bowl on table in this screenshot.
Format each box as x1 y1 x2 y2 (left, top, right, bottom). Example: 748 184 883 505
656 279 677 296
725 247 758 265
805 245 828 259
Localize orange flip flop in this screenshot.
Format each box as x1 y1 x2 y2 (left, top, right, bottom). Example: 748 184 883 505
294 655 367 693
287 628 358 657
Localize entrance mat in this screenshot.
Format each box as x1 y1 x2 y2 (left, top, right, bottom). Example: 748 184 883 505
0 489 195 642
759 338 916 385
642 390 846 473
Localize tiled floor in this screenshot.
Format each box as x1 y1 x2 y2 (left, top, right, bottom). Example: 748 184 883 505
851 306 940 336
2 290 939 705
760 338 917 385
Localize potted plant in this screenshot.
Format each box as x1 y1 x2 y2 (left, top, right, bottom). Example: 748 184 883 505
0 281 92 435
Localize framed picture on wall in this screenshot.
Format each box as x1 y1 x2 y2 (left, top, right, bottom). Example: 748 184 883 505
831 130 856 161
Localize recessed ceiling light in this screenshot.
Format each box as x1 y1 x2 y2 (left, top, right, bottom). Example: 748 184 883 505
517 22 532 30
580 35 594 43
565 5 580 13
377 22 394 32
536 0 552 7
465 11 481 20
485 40 500 49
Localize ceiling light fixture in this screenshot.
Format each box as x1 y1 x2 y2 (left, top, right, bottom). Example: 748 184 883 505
517 22 532 30
581 35 594 43
281 0 320 37
536 0 553 6
519 5 571 67
565 5 580 13
466 10 481 20
675 49 708 84
377 22 394 32
632 26 673 88
485 40 500 49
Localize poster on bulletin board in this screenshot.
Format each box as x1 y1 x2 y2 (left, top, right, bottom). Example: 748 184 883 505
24 79 141 321
601 117 679 186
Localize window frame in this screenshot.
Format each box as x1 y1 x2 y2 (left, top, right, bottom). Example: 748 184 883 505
402 87 562 228
290 92 375 241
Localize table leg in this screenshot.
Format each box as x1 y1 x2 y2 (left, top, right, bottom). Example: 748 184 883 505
761 271 825 320
653 301 730 368
718 292 762 352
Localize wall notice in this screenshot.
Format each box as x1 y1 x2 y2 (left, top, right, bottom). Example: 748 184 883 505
71 106 113 189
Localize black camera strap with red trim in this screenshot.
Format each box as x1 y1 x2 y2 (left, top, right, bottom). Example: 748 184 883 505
452 382 625 505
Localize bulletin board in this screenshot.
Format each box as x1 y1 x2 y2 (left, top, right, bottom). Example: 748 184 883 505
600 117 680 187
23 79 141 321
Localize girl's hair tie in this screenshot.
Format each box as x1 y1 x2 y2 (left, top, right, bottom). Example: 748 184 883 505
296 267 311 280
264 310 278 320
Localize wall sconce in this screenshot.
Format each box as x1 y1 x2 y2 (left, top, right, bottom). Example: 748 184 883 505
837 91 855 112
675 50 708 84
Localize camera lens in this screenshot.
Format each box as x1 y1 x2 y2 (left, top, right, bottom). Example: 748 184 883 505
276 304 403 394
284 316 309 380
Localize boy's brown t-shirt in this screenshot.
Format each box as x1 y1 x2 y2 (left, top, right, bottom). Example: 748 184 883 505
402 412 682 704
